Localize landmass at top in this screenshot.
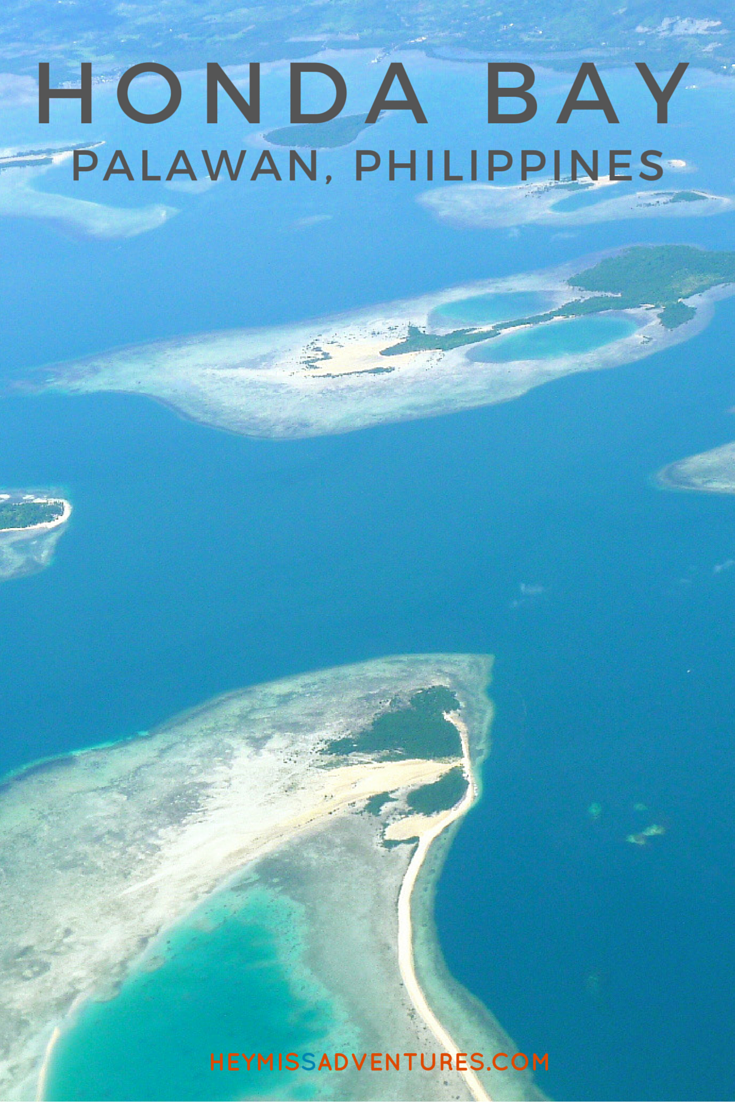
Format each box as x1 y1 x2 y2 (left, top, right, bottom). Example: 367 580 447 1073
0 0 732 76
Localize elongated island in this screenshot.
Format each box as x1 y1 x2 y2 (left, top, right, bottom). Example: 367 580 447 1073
0 492 72 582
0 654 542 1102
31 245 735 441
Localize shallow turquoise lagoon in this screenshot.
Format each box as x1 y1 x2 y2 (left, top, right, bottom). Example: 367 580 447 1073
470 314 637 362
45 887 349 1102
429 291 554 327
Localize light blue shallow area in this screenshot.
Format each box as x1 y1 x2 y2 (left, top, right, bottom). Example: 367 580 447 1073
429 291 553 326
45 887 344 1101
470 314 637 362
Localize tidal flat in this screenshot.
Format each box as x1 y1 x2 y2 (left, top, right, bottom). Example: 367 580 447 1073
0 144 175 239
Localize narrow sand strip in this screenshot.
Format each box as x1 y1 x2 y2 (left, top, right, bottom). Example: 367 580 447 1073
397 711 491 1102
35 1029 60 1102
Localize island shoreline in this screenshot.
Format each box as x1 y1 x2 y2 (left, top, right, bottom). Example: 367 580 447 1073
398 710 492 1102
0 498 72 534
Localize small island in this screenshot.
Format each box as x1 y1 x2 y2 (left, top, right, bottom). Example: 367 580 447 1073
419 175 735 232
38 244 735 441
0 145 95 175
264 113 376 149
0 492 72 582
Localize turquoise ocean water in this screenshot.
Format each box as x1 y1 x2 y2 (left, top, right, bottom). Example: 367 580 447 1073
430 291 553 326
470 314 637 362
2 60 735 1101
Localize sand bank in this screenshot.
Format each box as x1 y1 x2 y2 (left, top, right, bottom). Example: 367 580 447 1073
657 439 735 493
396 711 490 1101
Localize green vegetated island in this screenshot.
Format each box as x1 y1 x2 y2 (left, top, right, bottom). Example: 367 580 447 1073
0 493 71 583
0 499 64 530
1 0 733 77
381 246 735 356
37 244 735 441
264 113 376 149
0 654 541 1102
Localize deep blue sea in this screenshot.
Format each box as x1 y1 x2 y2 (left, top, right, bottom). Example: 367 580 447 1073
2 58 735 1101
